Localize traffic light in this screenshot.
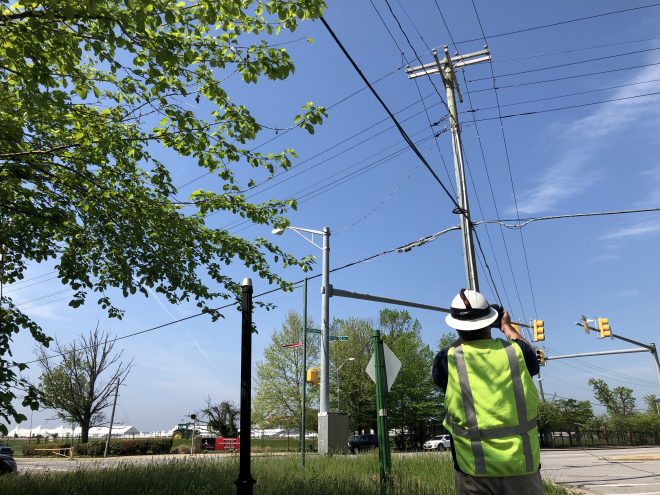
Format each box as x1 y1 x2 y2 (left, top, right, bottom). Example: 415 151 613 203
597 317 611 338
511 323 520 334
306 368 319 385
581 316 590 335
535 348 545 366
533 320 545 342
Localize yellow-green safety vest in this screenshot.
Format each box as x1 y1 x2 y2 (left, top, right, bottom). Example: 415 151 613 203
443 338 540 477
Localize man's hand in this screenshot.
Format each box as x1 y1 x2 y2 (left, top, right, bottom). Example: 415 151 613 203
501 310 512 328
500 310 533 347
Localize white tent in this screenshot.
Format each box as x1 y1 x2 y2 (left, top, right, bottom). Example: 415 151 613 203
6 424 139 438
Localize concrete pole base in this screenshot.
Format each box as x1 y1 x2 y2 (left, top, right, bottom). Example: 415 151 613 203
317 413 349 455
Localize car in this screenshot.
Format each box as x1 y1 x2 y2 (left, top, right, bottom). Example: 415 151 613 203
0 454 17 475
348 434 378 454
0 445 13 456
423 434 451 452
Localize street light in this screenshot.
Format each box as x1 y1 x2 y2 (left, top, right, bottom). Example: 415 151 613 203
273 225 332 453
272 226 331 415
336 357 355 412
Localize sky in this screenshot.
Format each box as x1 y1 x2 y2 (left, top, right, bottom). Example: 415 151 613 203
5 0 660 432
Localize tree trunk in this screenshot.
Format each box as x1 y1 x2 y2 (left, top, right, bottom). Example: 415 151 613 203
81 419 90 444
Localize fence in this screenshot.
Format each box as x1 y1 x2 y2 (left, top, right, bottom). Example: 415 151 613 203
541 430 660 448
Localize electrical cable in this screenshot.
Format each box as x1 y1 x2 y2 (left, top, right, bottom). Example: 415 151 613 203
224 130 436 233
453 2 660 46
367 0 456 194
368 0 405 57
469 60 660 94
471 89 660 122
3 275 59 293
472 228 503 304
467 76 660 113
497 35 660 63
475 206 660 229
470 45 660 82
318 16 463 213
471 0 539 319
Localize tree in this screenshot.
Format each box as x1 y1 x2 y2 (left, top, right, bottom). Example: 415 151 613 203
588 378 636 417
437 332 457 352
0 1 327 428
253 311 318 432
643 394 659 415
330 317 375 433
203 399 239 437
35 325 131 443
380 309 440 449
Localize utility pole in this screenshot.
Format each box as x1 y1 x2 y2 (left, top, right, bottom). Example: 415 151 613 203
407 47 490 291
104 379 120 458
536 368 546 401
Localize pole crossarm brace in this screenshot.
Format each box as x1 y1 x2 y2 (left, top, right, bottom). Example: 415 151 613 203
406 49 491 79
575 322 656 351
331 288 450 313
331 287 529 328
545 348 649 361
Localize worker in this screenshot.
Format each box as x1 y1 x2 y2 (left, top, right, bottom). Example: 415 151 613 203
433 289 542 494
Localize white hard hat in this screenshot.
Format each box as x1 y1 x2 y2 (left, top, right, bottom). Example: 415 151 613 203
445 289 499 331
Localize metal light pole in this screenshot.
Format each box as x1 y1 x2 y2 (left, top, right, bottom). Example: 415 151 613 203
335 357 355 412
300 277 308 467
273 226 332 451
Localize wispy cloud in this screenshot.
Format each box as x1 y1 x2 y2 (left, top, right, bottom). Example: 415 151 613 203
144 286 224 376
600 219 660 240
517 54 660 215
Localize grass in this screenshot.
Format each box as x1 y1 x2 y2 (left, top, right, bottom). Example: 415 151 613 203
0 452 582 494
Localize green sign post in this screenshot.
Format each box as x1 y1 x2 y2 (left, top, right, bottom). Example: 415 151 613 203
372 330 391 492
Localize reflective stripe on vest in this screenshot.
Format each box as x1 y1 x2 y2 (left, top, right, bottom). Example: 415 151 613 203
445 339 538 476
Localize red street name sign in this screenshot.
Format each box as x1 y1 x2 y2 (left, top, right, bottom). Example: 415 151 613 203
282 342 303 349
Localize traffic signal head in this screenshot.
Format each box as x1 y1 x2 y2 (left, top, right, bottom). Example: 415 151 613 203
533 320 545 342
306 368 319 385
581 316 590 335
535 348 545 366
597 317 611 338
511 323 520 334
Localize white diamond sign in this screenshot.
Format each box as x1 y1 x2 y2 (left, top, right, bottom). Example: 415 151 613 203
365 342 401 392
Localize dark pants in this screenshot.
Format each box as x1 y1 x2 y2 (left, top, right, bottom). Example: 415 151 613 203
454 469 543 495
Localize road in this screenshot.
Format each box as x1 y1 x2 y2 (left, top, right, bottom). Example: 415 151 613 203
541 447 660 495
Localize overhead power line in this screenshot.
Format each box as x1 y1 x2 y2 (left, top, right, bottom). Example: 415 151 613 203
470 45 660 82
475 207 660 229
469 77 660 113
469 60 660 94
453 2 660 45
471 89 660 122
495 35 660 63
318 15 463 213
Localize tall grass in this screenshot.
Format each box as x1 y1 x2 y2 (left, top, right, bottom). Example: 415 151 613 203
1 453 581 494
